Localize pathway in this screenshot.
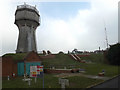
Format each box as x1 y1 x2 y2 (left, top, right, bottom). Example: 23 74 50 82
91 75 120 88
55 73 110 80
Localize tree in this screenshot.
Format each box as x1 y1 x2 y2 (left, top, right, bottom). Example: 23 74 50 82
47 50 51 54
43 50 46 55
106 43 120 65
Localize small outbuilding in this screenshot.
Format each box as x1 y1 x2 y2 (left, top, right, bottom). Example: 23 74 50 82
2 51 42 77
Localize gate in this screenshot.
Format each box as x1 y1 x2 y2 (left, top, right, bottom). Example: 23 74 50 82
17 62 24 76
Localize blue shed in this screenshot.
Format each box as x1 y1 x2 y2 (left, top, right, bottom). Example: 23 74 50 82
17 51 42 76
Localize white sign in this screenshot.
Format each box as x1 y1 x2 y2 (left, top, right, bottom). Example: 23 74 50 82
30 65 43 77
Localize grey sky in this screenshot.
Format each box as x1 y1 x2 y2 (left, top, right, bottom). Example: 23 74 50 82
0 0 119 56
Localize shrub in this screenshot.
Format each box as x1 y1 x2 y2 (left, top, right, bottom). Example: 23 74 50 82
106 43 120 65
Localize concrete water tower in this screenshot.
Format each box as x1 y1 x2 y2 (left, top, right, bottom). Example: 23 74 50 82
15 3 40 53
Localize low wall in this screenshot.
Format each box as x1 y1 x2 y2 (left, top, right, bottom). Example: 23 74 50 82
40 54 55 59
77 54 90 57
44 69 72 73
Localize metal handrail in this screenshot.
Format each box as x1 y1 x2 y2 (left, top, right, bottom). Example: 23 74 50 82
17 4 39 14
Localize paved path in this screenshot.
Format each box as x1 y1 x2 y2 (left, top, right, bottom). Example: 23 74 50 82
55 73 120 88
91 75 120 88
55 73 110 80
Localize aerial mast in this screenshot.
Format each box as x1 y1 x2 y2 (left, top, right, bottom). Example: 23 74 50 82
104 21 109 49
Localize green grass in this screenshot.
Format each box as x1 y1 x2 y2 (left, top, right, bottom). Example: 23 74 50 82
75 63 119 77
42 53 80 68
66 76 103 88
42 53 119 77
2 74 60 88
2 74 103 88
3 53 28 61
2 53 119 88
3 53 119 77
80 53 105 63
42 53 105 67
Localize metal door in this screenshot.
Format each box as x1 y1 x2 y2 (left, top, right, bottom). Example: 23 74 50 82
17 62 24 76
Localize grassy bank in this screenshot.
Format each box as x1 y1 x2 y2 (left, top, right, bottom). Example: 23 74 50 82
41 53 80 67
2 74 103 88
42 53 119 77
2 53 119 88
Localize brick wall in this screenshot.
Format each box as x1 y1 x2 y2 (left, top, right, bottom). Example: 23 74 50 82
44 69 71 73
25 51 42 62
77 54 90 57
2 56 14 77
12 63 18 76
40 54 55 59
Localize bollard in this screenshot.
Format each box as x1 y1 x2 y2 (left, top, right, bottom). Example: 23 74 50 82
8 75 9 81
61 83 65 88
61 83 65 90
24 74 26 80
26 73 27 77
35 77 37 83
28 80 31 86
13 73 15 78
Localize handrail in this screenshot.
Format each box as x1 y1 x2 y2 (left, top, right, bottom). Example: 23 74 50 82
17 4 39 14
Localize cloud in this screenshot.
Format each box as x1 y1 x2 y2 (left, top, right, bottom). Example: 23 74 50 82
0 1 18 55
36 16 77 53
0 0 119 55
37 0 118 53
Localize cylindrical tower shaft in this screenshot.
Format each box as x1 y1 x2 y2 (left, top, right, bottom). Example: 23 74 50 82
15 4 40 53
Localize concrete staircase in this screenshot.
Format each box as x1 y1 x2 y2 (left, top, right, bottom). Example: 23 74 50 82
69 54 81 62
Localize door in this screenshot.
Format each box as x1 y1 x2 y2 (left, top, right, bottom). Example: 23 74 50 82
26 62 41 75
17 62 24 76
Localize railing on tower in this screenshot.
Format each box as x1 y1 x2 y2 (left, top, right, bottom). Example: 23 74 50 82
17 4 39 14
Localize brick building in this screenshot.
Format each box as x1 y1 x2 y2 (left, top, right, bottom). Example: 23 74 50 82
2 51 42 77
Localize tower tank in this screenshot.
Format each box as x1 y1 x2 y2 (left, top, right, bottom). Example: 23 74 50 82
15 3 40 53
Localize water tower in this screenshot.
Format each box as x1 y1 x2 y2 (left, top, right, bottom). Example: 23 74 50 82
15 3 40 53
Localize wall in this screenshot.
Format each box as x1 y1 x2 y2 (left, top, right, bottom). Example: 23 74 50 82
2 56 14 77
25 51 42 62
40 54 55 59
44 69 71 73
15 9 39 23
24 51 41 75
13 63 18 75
77 54 90 57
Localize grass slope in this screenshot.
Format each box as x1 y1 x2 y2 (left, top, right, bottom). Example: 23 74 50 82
3 53 27 61
2 74 103 88
42 53 80 68
42 53 119 77
2 53 119 88
80 53 105 63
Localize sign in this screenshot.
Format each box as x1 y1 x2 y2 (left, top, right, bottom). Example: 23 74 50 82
30 65 43 77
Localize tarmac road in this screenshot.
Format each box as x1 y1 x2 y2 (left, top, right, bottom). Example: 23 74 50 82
91 75 120 88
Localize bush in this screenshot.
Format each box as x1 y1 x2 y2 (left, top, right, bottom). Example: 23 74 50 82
106 43 120 65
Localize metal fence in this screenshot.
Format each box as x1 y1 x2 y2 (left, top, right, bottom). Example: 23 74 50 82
17 4 39 14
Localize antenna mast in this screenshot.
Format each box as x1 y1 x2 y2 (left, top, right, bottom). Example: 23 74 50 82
104 21 109 49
